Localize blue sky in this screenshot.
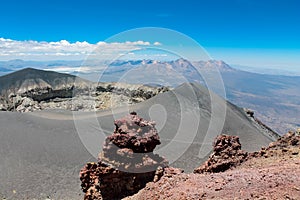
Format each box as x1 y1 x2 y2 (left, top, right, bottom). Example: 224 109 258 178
0 0 299 69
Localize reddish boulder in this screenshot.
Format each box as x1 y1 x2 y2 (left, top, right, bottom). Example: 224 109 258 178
80 112 168 200
194 134 248 173
109 111 160 153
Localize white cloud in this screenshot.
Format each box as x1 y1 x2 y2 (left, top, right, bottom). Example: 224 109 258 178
129 41 150 45
154 42 162 46
44 66 95 73
0 38 161 61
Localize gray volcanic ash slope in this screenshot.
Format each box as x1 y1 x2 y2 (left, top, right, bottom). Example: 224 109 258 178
0 68 92 112
99 59 300 134
0 112 93 200
0 67 90 94
119 82 279 171
0 81 278 199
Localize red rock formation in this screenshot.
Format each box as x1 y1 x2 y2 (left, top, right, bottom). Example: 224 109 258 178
194 134 248 173
250 130 300 158
80 112 168 200
267 131 300 149
127 132 300 200
107 111 160 153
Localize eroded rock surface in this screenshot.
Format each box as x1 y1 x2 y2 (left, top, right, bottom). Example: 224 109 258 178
0 94 41 112
80 112 168 200
194 135 248 173
127 132 300 200
249 130 300 159
0 83 168 112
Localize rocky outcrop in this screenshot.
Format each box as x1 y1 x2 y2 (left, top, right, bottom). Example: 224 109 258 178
194 131 300 174
0 83 169 112
0 94 41 112
249 130 300 159
96 83 169 100
194 135 248 173
0 86 167 112
243 108 280 140
0 68 169 113
21 86 74 102
0 96 8 111
127 132 300 200
80 112 168 200
267 131 300 149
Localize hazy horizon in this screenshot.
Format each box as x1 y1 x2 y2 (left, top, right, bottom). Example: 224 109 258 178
0 37 299 72
1 56 299 77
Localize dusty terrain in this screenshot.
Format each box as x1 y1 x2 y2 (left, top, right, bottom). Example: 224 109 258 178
0 79 280 199
127 132 300 200
79 112 296 200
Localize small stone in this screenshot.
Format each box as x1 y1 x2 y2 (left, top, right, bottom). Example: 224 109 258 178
293 186 300 191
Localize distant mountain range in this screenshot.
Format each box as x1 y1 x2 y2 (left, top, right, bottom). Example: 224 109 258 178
0 59 299 134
